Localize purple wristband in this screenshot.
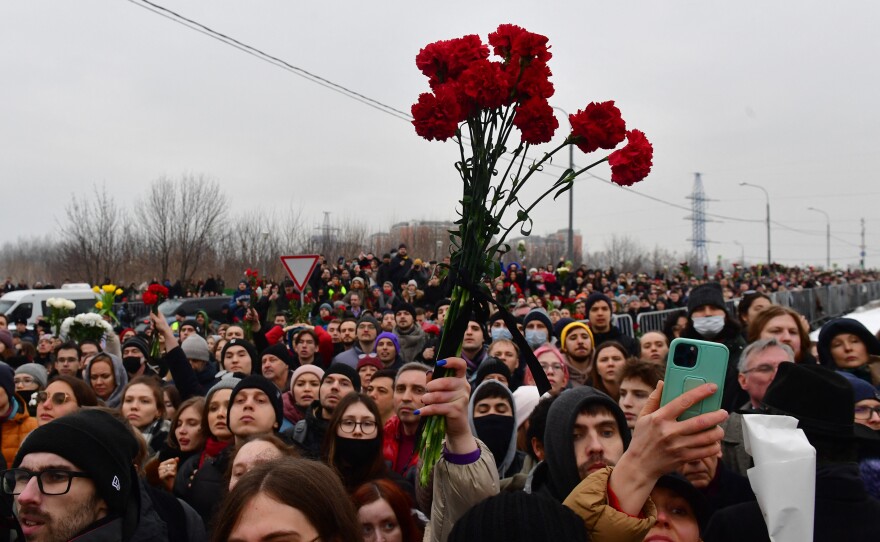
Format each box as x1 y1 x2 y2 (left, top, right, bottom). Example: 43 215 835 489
442 445 481 465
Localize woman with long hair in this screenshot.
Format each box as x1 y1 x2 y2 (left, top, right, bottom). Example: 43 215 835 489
211 457 362 542
747 305 815 364
35 374 99 426
150 396 206 491
351 478 423 542
120 375 170 456
323 393 391 492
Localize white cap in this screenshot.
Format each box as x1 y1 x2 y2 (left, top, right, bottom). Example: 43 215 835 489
512 385 541 429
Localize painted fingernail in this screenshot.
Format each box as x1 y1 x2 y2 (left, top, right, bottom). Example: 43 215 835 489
413 409 421 416
436 359 447 367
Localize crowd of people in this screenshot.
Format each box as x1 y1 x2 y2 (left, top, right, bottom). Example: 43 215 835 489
0 246 879 541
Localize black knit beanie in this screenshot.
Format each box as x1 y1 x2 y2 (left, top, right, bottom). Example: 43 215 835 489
14 409 138 517
686 283 727 315
261 342 296 369
323 363 361 393
584 292 612 315
474 357 512 387
228 374 284 430
121 336 150 360
220 338 260 374
449 491 587 541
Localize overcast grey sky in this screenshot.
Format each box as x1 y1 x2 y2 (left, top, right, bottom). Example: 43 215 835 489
2 1 877 268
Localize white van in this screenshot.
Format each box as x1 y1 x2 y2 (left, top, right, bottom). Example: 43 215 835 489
0 286 99 328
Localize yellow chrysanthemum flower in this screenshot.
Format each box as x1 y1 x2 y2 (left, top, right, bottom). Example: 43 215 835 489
103 285 116 293
115 289 123 296
92 286 100 293
95 301 104 309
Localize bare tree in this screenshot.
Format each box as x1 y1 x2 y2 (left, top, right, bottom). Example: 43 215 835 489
591 234 648 272
58 185 126 284
175 175 227 283
136 174 228 283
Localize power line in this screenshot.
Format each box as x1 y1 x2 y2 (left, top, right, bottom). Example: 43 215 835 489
126 0 414 122
125 0 872 255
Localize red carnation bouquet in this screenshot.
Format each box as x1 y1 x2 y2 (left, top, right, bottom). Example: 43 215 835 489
412 23 654 484
143 283 169 359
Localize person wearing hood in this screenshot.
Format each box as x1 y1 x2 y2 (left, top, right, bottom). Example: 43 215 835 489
0 363 38 466
817 317 880 386
681 283 746 410
333 314 380 369
524 386 631 503
84 351 129 408
468 379 525 478
705 363 880 541
583 292 640 358
13 363 47 416
838 370 880 499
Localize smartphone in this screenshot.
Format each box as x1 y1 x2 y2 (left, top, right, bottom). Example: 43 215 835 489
659 338 728 421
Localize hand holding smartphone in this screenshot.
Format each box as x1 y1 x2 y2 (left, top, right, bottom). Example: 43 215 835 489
659 338 728 422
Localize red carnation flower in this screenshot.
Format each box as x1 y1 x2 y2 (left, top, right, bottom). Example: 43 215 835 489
412 84 464 141
569 101 626 154
143 292 158 306
488 24 528 59
511 30 551 64
416 35 489 88
608 130 653 186
510 60 554 101
513 97 558 144
458 59 511 110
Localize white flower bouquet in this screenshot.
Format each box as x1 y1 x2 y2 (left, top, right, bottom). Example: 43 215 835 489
46 297 77 336
60 313 113 343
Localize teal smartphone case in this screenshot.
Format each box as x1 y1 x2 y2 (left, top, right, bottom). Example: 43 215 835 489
659 338 728 421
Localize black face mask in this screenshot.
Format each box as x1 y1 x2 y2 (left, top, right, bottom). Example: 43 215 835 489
334 435 381 466
473 414 515 465
122 356 143 375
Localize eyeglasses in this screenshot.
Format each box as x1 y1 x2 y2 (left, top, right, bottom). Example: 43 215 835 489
1 468 92 496
35 391 72 406
339 419 377 434
741 363 781 375
854 405 880 420
539 362 564 373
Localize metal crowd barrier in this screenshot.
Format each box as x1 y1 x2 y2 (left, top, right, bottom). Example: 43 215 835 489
632 281 880 335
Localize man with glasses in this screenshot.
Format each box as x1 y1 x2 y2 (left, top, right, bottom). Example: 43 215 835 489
720 338 794 476
52 343 81 378
4 409 140 540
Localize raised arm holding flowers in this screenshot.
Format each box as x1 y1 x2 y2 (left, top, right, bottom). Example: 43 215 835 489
412 23 654 483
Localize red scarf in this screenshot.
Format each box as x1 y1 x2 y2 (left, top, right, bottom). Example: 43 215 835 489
199 437 231 468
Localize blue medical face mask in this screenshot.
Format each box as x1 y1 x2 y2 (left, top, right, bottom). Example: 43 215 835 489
491 327 513 342
525 329 548 349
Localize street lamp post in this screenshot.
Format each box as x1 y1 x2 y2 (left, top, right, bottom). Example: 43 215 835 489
553 107 574 263
808 207 831 269
740 182 771 267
